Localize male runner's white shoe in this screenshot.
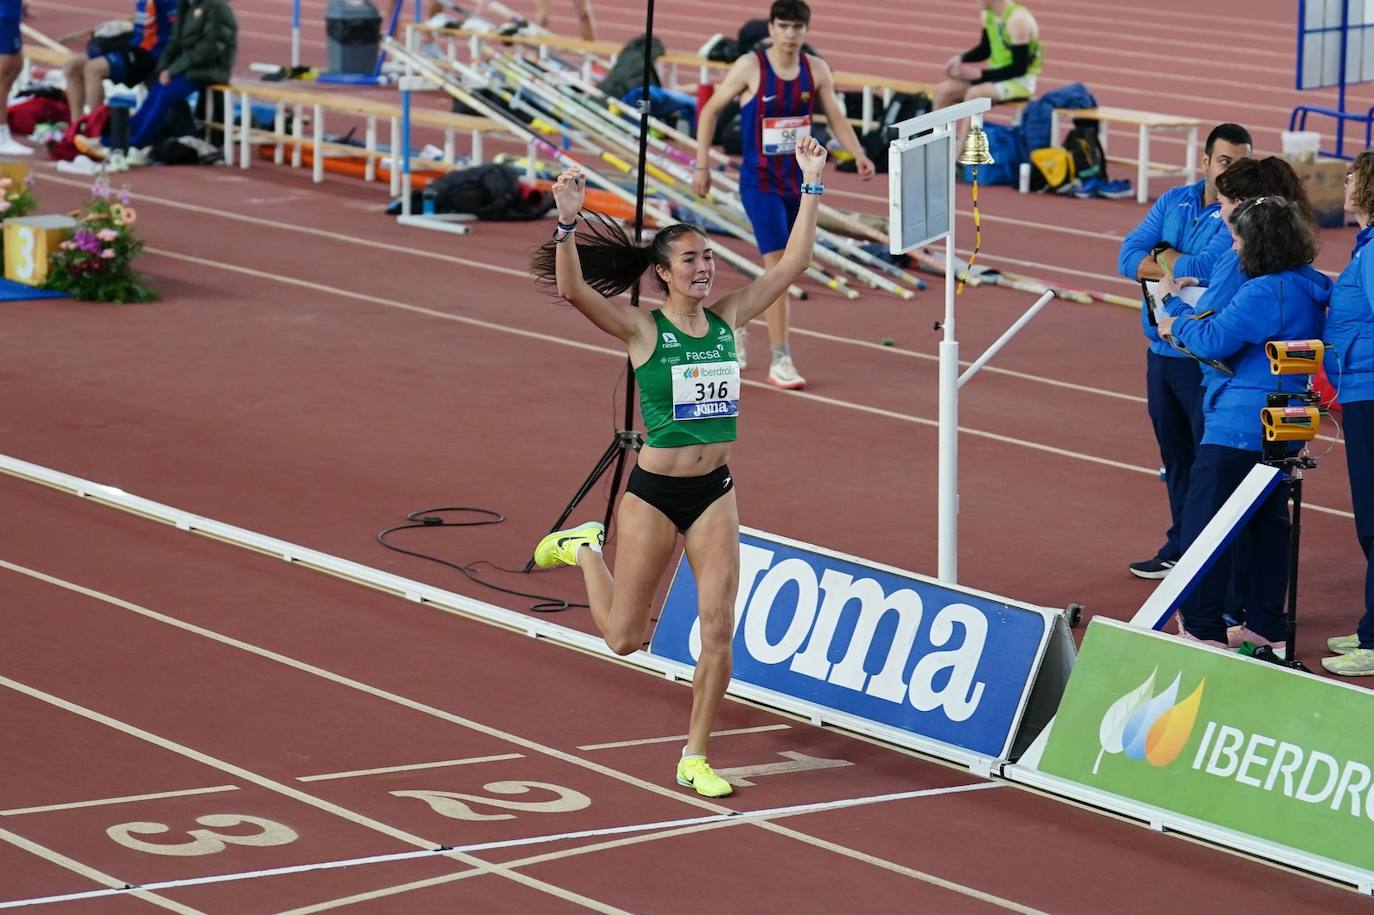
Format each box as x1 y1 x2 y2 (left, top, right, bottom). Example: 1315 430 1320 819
767 354 806 390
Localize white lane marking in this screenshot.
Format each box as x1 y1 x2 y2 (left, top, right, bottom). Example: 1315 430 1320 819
130 249 1355 519
1 785 238 817
0 673 625 915
2 561 1044 910
26 172 1182 414
716 751 853 787
0 782 1005 911
297 754 525 783
0 825 203 914
577 724 790 751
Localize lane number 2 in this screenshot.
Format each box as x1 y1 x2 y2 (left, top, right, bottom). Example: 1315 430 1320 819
392 781 591 822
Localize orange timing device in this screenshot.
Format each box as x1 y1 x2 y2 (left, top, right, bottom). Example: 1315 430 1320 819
1262 405 1322 441
1266 339 1326 374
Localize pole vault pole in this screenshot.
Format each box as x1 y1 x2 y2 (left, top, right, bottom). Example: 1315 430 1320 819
387 38 807 299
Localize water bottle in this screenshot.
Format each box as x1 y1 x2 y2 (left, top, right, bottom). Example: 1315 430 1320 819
1018 162 1031 194
421 185 437 216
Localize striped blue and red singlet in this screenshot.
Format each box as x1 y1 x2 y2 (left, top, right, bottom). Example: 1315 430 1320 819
739 50 816 197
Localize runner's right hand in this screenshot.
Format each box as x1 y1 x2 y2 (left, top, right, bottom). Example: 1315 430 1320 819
693 167 712 199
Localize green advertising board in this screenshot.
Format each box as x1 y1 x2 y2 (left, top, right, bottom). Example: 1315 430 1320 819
1028 619 1374 879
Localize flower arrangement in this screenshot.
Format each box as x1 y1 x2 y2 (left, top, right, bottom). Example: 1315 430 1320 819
45 177 156 303
0 172 36 220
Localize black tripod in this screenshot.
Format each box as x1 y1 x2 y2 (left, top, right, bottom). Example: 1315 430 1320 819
1261 390 1322 665
523 0 659 573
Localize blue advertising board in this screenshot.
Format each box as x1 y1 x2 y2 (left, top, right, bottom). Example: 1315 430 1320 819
649 528 1056 761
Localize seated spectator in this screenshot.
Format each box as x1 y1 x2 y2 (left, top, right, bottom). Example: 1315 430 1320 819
934 0 1042 109
61 0 175 119
78 0 235 161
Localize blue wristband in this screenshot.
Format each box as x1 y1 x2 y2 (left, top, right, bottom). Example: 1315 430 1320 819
801 182 824 196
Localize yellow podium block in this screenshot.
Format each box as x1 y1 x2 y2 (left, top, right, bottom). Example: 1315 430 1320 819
0 161 30 186
4 215 77 286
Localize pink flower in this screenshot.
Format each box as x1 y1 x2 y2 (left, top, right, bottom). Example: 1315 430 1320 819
96 228 118 241
59 240 74 250
100 248 116 259
0 200 10 213
0 177 12 188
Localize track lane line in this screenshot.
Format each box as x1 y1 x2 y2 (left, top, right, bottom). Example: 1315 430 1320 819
0 786 239 817
0 825 204 914
0 671 626 914
0 558 1041 910
133 246 1356 519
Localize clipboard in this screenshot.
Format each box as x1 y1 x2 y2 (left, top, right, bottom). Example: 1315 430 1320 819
1140 281 1234 376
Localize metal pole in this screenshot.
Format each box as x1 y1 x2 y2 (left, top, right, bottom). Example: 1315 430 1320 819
291 0 301 70
938 118 959 584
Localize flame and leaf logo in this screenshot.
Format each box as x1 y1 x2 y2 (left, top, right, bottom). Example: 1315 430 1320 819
1093 668 1205 774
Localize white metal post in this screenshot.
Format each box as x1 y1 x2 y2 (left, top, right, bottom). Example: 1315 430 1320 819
888 97 992 586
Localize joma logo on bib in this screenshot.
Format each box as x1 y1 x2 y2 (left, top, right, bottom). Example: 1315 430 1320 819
688 542 989 722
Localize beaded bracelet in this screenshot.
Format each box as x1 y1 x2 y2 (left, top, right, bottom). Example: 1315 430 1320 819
800 182 825 196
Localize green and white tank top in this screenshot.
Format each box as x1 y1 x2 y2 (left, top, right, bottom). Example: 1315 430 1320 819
635 309 739 448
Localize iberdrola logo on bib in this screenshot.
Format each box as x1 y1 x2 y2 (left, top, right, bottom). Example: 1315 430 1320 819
682 366 701 379
1093 668 1205 774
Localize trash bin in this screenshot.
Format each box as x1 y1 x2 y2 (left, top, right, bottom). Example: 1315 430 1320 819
325 0 382 76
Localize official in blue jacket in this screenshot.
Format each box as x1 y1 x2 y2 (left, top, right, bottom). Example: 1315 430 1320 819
1322 151 1374 677
1117 123 1252 580
1158 196 1330 650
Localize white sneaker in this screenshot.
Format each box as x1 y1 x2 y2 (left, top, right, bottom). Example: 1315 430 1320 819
125 146 152 167
0 135 33 156
734 325 748 369
767 354 806 390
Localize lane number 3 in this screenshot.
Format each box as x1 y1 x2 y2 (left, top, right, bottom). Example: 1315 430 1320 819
107 814 298 857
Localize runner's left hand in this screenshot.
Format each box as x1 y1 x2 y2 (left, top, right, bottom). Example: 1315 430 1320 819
856 154 876 179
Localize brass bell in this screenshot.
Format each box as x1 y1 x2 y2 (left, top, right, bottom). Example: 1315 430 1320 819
957 125 996 166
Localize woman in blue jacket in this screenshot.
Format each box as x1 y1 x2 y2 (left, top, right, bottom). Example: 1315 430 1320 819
1322 151 1374 677
1154 159 1317 637
1158 196 1331 650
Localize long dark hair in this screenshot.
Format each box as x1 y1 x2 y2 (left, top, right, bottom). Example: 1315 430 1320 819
530 211 709 298
1230 196 1318 278
1215 156 1314 227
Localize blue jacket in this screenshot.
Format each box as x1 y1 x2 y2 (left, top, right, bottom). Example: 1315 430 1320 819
1172 267 1331 451
1165 249 1246 395
1118 179 1227 356
1171 219 1234 286
1325 225 1374 405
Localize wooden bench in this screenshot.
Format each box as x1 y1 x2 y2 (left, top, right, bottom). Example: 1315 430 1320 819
207 80 507 192
1050 106 1200 203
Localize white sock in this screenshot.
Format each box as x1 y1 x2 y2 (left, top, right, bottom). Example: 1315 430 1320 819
682 747 704 760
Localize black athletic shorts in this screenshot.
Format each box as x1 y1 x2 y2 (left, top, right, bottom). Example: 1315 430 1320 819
627 464 734 533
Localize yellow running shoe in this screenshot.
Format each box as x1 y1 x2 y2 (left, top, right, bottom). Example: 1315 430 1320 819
533 521 604 569
676 756 733 798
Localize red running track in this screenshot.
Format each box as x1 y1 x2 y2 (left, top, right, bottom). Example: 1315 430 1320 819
1 0 1371 909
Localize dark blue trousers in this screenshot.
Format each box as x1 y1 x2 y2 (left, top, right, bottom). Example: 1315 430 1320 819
1178 445 1291 643
123 75 202 149
1344 400 1374 648
1146 351 1204 560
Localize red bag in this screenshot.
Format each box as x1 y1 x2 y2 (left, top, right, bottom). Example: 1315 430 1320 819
8 94 69 135
47 104 112 162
